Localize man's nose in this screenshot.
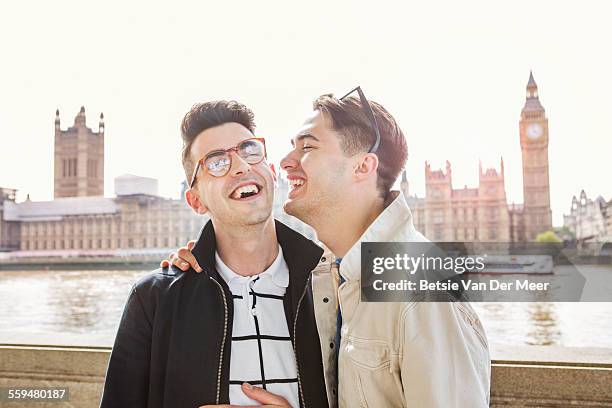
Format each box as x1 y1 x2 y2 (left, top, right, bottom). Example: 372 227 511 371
280 151 298 171
229 152 252 176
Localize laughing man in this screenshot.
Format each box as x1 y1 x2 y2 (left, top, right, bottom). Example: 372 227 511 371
101 101 331 408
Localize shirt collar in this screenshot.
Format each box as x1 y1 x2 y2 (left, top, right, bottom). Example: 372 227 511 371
340 191 418 281
215 245 288 288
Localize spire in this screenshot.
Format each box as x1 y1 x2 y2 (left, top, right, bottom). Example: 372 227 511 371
55 109 60 127
400 170 409 197
74 106 86 126
526 70 539 99
99 112 105 133
527 70 537 88
522 70 544 113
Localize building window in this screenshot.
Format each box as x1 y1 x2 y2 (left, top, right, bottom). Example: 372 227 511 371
433 210 444 224
489 229 497 240
434 228 442 241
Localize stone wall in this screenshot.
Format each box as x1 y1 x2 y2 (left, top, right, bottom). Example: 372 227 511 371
1 345 611 407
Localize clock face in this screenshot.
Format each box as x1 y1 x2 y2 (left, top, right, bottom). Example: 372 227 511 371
527 123 543 139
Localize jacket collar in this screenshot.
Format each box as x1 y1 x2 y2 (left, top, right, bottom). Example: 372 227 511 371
340 191 420 281
192 219 324 306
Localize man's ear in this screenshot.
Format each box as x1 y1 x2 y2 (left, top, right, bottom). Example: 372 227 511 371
269 163 278 183
353 153 379 182
186 188 209 215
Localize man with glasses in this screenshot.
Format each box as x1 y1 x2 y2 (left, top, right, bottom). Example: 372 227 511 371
100 101 331 408
166 88 491 407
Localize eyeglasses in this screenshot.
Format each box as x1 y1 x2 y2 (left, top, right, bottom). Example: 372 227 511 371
339 86 381 154
189 137 267 188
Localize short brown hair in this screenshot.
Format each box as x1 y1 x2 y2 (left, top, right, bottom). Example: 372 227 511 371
180 100 256 180
313 94 408 197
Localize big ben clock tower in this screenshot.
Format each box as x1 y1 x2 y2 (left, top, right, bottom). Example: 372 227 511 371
519 71 553 240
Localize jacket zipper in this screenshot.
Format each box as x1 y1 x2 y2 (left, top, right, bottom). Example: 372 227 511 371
210 276 229 405
293 274 311 408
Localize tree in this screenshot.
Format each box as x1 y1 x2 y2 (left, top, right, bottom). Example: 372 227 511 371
536 230 562 243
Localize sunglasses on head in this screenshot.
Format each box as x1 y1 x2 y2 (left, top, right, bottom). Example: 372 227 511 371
189 137 267 188
339 86 381 154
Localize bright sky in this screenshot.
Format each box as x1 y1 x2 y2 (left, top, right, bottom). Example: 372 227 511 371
1 0 611 226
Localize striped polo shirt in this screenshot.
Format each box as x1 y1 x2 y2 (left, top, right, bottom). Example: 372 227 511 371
215 246 299 407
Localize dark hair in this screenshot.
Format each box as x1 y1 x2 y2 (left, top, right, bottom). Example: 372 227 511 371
312 94 408 197
180 100 256 180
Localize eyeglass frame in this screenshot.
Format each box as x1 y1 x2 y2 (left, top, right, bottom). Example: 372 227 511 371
338 86 381 154
189 137 267 188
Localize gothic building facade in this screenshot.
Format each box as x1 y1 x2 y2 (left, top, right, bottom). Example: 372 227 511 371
54 107 105 198
403 71 553 242
564 190 612 243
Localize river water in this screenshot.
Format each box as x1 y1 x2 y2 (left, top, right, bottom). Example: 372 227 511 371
0 267 611 348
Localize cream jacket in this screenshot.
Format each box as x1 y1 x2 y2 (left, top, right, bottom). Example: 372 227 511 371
311 191 491 408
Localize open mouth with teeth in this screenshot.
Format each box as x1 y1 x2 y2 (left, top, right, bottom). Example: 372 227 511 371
230 183 263 200
288 178 306 198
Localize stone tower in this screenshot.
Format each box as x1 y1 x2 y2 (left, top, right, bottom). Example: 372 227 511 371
478 158 510 241
425 161 453 241
519 71 552 240
400 169 409 198
54 107 105 198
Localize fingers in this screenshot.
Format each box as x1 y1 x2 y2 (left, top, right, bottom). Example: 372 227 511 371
168 252 183 271
176 246 203 273
160 240 202 272
199 405 235 408
199 405 234 408
199 384 292 408
169 251 188 271
241 383 291 407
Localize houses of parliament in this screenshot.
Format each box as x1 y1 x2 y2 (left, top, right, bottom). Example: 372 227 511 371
0 72 552 252
403 71 553 242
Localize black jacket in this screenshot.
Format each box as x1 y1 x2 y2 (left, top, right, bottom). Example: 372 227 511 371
100 220 329 408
